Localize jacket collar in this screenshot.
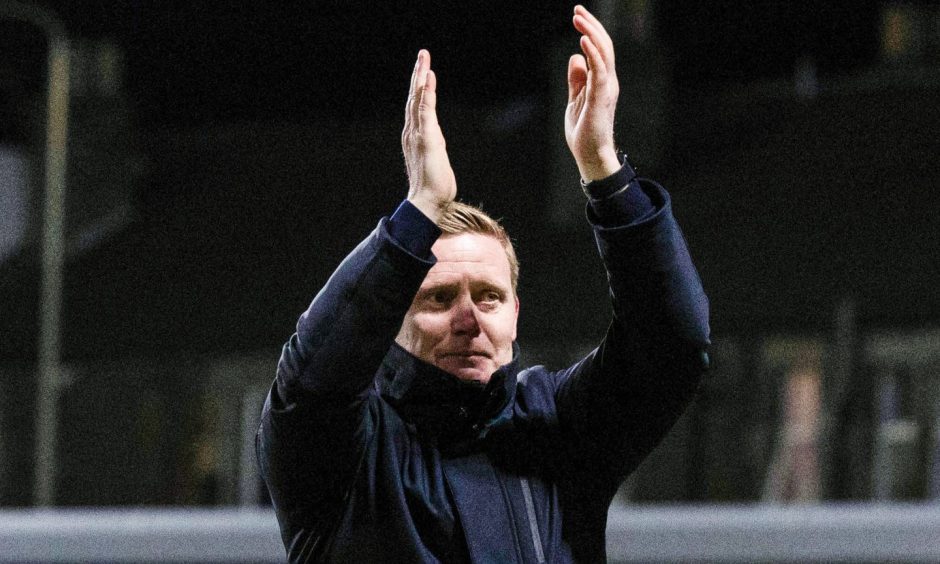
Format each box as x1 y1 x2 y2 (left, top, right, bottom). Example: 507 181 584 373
379 342 520 444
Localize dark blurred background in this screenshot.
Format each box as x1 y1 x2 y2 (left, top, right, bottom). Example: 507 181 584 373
2 0 939 509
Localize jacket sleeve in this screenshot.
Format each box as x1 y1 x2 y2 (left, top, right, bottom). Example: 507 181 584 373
553 164 711 492
256 212 437 543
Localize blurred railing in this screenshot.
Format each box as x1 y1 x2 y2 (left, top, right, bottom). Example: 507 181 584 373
3 504 940 563
625 325 940 505
0 352 275 507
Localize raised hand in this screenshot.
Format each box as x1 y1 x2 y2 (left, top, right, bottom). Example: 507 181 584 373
402 49 457 222
565 5 621 183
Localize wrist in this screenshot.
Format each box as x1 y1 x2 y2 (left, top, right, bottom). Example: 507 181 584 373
577 148 621 183
407 193 446 223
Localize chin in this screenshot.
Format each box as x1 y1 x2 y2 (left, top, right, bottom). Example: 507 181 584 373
452 368 490 384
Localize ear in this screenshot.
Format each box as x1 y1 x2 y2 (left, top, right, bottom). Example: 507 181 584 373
511 296 520 341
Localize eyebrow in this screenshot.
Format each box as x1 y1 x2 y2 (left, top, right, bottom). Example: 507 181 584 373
416 281 459 296
417 279 509 296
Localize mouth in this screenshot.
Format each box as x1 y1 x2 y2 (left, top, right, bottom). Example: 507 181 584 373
444 351 492 359
438 351 494 368
436 351 495 382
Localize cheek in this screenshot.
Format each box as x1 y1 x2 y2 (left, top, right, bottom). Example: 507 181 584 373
405 313 450 347
486 311 518 346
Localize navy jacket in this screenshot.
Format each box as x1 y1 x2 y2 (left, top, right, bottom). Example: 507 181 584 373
257 163 710 563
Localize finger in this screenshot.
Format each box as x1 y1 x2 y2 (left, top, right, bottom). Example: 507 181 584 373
573 15 614 69
419 69 439 131
408 51 422 97
407 50 430 127
426 68 437 100
412 51 433 128
573 15 611 55
567 54 587 103
572 11 615 67
573 5 612 46
405 55 419 127
580 34 608 79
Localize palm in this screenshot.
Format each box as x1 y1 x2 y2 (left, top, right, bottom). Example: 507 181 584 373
564 6 621 182
565 71 613 159
402 50 457 220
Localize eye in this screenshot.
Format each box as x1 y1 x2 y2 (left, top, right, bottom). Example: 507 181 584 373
421 287 456 308
481 291 501 303
476 289 504 311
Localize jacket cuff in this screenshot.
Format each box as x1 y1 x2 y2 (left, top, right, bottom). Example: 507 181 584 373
583 155 656 227
388 199 442 258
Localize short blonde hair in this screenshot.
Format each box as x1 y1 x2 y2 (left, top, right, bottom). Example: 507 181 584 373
437 201 519 293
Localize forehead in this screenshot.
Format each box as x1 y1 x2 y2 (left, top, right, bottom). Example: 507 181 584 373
425 233 512 286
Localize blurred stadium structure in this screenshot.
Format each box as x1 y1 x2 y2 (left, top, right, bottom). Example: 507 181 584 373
3 0 940 561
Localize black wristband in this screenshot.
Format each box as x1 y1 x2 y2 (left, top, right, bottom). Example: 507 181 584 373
580 152 638 200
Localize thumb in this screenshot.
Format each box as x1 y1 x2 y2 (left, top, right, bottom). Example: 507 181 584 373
567 54 587 103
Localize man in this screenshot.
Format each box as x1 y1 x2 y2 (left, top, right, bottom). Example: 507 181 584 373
257 5 709 562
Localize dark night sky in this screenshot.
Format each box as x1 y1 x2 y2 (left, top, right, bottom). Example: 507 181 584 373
26 1 881 126
38 2 574 125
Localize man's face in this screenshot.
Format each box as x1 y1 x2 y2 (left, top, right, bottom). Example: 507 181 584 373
395 233 519 384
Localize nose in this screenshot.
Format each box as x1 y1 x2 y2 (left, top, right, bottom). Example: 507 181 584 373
450 295 481 336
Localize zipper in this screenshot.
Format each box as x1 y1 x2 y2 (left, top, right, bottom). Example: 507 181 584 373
519 478 546 564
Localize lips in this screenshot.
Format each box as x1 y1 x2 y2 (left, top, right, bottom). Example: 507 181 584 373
438 351 493 369
435 350 496 382
443 351 492 359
